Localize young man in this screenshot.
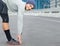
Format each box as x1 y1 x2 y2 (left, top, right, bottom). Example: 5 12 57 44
0 0 20 45
4 0 35 44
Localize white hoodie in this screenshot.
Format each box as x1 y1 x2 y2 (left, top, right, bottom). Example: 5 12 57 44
2 0 35 35
3 0 26 34
3 0 26 12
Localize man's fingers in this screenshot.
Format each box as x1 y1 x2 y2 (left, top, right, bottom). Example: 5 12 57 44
17 35 22 44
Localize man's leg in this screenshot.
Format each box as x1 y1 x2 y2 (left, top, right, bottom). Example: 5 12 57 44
1 6 20 45
1 14 20 45
0 0 20 45
0 0 12 42
2 22 12 41
1 13 12 41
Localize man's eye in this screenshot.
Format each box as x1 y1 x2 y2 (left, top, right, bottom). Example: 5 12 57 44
30 5 33 8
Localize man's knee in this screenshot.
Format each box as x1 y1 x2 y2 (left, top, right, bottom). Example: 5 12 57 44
3 18 9 23
1 14 9 23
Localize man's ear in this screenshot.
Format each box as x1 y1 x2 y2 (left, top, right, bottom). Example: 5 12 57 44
25 6 26 10
25 5 27 10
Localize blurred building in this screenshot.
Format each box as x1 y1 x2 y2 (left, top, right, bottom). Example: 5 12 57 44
23 0 60 9
57 0 60 8
50 0 56 8
50 0 60 8
35 0 50 9
22 0 50 9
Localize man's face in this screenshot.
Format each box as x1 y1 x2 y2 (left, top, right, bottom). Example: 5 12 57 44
25 4 34 10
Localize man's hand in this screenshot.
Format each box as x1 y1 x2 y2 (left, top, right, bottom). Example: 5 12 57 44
17 34 22 44
25 4 34 10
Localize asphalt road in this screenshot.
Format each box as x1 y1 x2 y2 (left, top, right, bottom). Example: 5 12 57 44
0 15 60 46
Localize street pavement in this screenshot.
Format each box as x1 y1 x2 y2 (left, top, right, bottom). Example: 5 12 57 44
0 14 60 46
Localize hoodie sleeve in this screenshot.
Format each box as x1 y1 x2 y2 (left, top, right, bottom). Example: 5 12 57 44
26 0 35 8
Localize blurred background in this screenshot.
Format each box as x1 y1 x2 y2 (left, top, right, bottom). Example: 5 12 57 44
0 0 60 46
23 0 60 9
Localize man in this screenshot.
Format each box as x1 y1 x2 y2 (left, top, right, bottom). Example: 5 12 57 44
4 0 35 45
0 0 20 45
